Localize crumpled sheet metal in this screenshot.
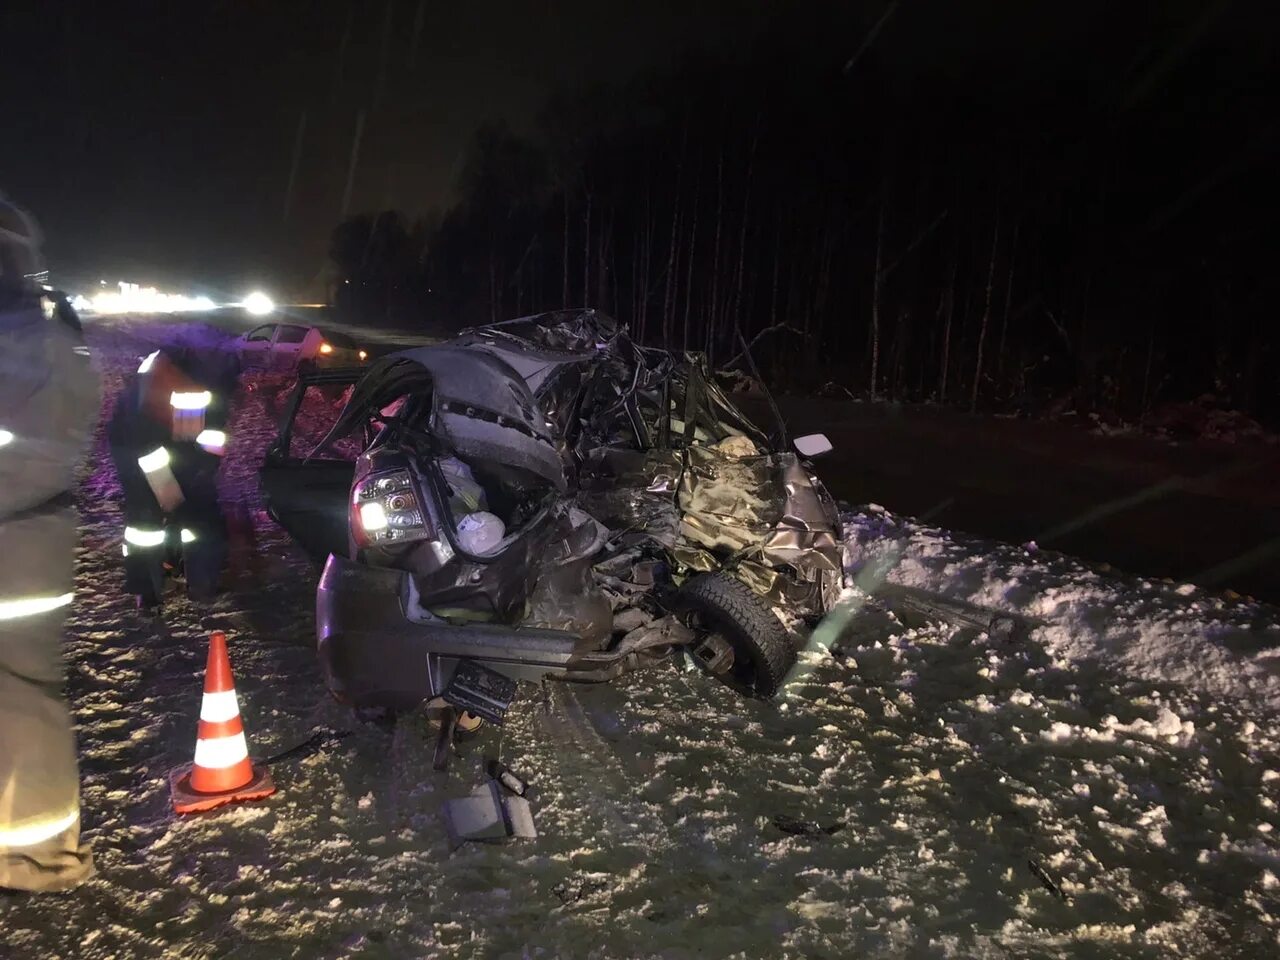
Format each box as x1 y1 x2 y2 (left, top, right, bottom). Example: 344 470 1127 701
760 456 843 580
614 614 696 655
523 508 614 648
676 444 781 556
349 309 842 625
670 446 840 609
577 447 682 548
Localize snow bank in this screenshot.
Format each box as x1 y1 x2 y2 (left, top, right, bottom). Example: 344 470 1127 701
843 508 1280 711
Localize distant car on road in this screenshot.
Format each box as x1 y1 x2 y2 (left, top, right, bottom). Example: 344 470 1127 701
235 323 367 373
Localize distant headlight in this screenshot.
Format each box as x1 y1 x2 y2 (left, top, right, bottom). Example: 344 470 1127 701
243 291 274 316
358 350 367 360
319 342 334 355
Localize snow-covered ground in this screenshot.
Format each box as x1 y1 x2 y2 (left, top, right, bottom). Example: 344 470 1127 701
3 320 1279 959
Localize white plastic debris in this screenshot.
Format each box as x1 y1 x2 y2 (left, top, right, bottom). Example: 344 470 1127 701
440 456 486 511
456 511 505 555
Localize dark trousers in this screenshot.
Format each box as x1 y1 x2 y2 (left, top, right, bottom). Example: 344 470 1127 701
110 444 227 600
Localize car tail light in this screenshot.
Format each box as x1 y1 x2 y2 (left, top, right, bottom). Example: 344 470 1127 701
319 342 334 355
351 469 431 548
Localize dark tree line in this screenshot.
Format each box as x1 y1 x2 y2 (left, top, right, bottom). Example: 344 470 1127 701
329 6 1277 425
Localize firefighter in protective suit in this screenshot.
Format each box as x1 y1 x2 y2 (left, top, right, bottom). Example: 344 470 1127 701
107 346 238 606
0 197 98 891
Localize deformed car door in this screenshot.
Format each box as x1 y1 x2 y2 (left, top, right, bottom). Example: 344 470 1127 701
259 371 369 561
272 324 311 372
239 324 277 370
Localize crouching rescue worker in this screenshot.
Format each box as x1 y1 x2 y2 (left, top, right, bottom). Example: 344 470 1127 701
107 347 239 606
1 196 98 891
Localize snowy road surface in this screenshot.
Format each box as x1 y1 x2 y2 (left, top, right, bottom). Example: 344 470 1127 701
3 319 1279 959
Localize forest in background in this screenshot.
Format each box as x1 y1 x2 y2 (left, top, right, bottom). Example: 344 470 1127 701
325 6 1277 427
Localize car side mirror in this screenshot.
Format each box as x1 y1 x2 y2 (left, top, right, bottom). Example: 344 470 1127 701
793 433 833 458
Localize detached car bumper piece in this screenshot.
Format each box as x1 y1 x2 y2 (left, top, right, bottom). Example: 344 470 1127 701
316 554 646 714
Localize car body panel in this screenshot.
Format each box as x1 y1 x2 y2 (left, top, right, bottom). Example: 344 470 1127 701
261 310 842 707
236 324 366 373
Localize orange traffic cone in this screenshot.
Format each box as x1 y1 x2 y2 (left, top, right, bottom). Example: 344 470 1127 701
170 631 276 814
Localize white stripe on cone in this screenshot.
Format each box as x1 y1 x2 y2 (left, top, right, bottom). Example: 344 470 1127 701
193 732 249 770
200 690 242 724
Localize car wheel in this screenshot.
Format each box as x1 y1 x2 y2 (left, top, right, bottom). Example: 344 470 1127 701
674 572 795 699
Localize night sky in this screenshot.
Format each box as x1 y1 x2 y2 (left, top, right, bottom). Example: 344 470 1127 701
2 0 788 296
2 2 1271 298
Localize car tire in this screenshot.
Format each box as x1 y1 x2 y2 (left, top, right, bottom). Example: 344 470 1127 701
675 572 795 699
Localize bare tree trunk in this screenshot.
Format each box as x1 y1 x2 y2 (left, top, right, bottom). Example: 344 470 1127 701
939 252 957 401
562 189 570 306
597 207 611 311
996 219 1020 383
769 204 781 329
682 163 701 352
892 308 909 401
630 222 639 325
662 123 690 348
1140 319 1156 421
971 215 1001 412
489 242 497 323
708 150 724 356
609 218 620 317
662 206 682 348
870 195 885 400
582 186 592 307
730 124 760 337
640 182 652 340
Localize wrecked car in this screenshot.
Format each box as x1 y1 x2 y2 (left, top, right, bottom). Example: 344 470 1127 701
260 310 842 734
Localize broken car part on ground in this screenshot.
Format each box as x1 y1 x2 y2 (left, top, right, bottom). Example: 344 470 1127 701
261 310 844 729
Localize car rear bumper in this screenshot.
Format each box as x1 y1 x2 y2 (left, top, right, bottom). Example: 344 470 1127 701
316 554 629 710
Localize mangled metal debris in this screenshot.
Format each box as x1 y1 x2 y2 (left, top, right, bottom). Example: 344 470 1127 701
443 780 537 846
260 308 1039 727
263 309 845 715
486 759 529 798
